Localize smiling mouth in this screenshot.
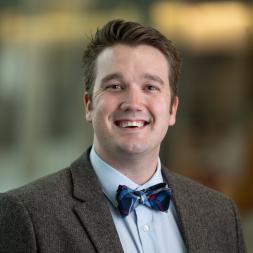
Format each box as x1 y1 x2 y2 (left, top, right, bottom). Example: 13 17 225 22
115 120 149 128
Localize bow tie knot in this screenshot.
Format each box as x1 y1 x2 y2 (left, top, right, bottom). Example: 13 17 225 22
116 183 172 217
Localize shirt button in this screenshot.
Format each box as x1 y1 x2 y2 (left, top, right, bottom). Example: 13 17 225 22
143 224 150 232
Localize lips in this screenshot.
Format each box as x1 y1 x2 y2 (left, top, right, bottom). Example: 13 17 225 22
115 120 149 128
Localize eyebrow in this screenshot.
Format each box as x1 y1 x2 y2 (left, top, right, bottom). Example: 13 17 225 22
100 72 165 85
143 73 164 85
101 73 124 84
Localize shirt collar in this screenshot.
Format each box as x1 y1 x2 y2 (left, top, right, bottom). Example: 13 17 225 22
90 146 164 207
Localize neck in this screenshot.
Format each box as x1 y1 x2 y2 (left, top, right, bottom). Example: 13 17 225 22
94 147 159 185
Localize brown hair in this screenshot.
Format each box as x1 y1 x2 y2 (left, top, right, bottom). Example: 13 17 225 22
82 19 181 101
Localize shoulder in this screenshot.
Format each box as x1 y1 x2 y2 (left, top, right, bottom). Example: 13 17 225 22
163 167 236 216
2 167 70 201
165 168 230 202
0 149 95 214
1 149 92 205
0 168 71 211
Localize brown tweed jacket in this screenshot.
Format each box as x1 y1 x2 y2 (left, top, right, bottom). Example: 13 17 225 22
0 149 246 253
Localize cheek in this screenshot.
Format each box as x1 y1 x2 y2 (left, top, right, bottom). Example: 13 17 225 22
154 100 172 125
154 98 171 115
93 95 117 119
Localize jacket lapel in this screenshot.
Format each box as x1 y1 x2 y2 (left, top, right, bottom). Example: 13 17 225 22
70 150 123 253
162 166 200 253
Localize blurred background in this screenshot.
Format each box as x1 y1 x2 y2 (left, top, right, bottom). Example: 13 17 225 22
0 0 253 251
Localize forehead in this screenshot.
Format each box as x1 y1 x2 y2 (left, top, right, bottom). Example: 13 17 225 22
95 44 170 82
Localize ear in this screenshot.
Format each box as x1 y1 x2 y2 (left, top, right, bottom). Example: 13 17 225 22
168 96 179 126
83 92 93 123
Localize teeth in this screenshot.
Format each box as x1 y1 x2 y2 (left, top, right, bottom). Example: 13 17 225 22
119 121 145 128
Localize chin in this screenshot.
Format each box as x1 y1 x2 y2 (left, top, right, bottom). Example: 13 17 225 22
117 143 153 156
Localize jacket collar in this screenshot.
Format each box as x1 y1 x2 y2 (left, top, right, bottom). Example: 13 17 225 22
70 147 124 253
162 165 208 253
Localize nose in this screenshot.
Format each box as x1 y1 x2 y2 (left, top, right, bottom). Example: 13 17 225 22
120 86 143 111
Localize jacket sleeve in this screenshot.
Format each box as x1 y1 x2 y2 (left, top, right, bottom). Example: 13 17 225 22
0 193 37 253
230 199 247 253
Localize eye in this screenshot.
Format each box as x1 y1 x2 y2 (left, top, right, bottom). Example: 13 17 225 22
106 84 124 91
145 84 160 92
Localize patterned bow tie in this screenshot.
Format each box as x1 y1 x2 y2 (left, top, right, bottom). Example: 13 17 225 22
116 183 172 217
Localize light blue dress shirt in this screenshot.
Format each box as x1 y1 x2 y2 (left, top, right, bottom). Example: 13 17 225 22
90 147 187 253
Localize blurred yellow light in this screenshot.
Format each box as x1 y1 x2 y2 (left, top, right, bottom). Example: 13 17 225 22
152 2 252 52
0 9 141 45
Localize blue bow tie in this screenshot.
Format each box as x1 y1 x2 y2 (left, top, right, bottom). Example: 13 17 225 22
116 183 172 217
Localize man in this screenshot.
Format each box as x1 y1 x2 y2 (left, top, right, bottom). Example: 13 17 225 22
0 19 246 253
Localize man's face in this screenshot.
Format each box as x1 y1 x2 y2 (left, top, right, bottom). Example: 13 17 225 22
84 44 178 160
